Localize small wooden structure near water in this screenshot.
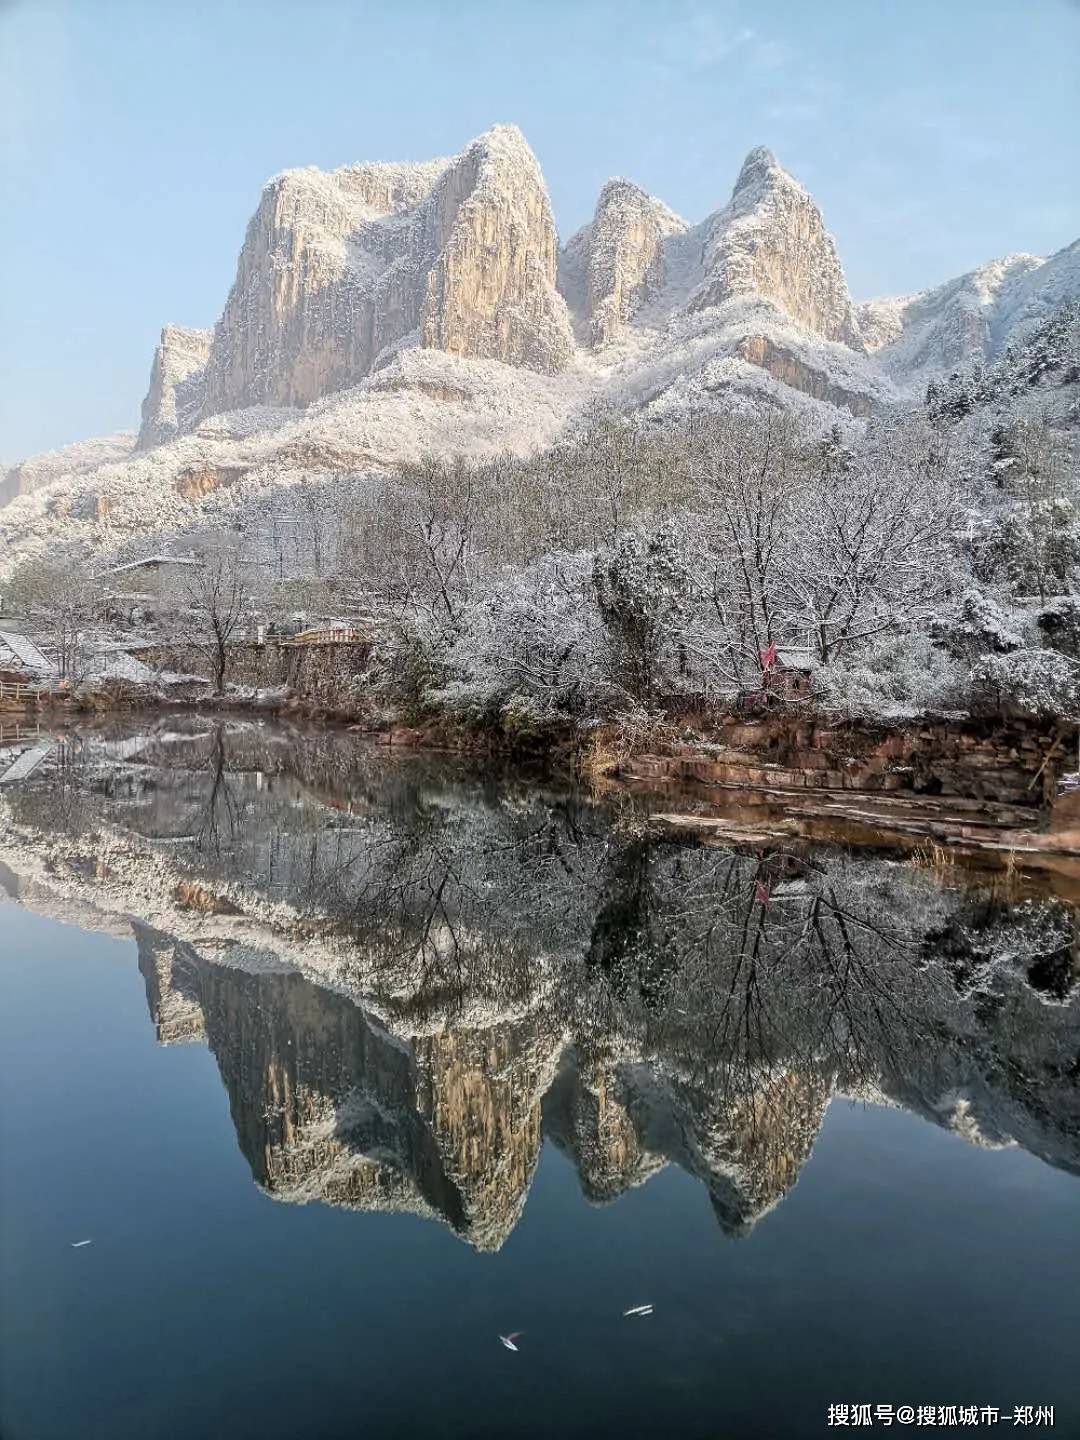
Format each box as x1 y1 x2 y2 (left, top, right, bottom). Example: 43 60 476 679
280 623 372 648
0 629 54 682
0 630 58 707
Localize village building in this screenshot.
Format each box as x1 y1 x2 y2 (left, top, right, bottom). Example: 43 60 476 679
282 621 373 647
0 629 55 686
765 646 819 701
103 555 202 621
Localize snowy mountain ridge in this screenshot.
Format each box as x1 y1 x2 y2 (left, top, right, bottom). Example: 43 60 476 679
2 123 1078 573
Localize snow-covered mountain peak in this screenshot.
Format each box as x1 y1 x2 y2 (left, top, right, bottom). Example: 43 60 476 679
595 175 686 225
729 145 795 203
561 176 689 345
462 120 536 164
688 147 861 348
149 125 573 431
971 252 1044 302
857 247 1071 384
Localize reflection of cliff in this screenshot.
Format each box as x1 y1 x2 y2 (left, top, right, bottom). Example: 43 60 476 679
135 925 206 1043
133 924 555 1248
3 720 1080 1248
545 1055 831 1235
139 928 829 1244
414 1024 561 1249
545 1055 667 1202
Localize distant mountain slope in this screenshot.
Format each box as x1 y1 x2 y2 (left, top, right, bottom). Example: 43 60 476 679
858 240 1080 389
0 433 136 510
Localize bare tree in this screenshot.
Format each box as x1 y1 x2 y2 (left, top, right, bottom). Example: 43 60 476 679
679 411 808 688
789 419 962 663
5 556 101 683
180 549 248 694
395 454 481 640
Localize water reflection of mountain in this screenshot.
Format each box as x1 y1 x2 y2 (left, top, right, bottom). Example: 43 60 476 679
2 720 1079 1247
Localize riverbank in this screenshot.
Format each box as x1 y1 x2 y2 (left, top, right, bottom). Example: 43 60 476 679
581 711 1080 881
5 697 1080 879
5 684 1074 793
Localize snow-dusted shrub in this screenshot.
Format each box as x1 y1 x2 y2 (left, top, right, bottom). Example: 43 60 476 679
935 586 1025 661
817 629 968 720
497 694 574 748
972 647 1080 719
579 704 677 780
1036 595 1080 659
437 551 607 721
367 618 449 719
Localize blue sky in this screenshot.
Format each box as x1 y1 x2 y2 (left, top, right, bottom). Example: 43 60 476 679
2 0 1078 460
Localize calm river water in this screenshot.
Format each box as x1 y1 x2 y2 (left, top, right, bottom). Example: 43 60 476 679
0 719 1078 1439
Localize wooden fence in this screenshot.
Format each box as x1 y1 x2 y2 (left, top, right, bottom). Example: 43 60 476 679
0 679 67 705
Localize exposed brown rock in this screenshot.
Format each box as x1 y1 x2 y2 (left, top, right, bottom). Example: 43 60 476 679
173 880 240 914
737 335 874 415
175 463 249 500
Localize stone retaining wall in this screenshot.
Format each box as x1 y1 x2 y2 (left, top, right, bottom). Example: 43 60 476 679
625 717 1073 808
135 640 371 704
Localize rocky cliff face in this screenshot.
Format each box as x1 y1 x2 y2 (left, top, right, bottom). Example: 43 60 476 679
199 154 447 414
562 179 688 345
418 126 574 372
544 1054 667 1201
135 923 206 1043
414 1022 560 1250
689 147 863 348
737 335 875 415
138 133 876 452
137 326 213 448
195 125 572 424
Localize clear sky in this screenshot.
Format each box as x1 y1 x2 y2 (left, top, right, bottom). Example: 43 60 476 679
2 0 1078 461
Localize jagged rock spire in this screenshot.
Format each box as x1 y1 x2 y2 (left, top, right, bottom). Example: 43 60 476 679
558 175 688 346
690 145 863 348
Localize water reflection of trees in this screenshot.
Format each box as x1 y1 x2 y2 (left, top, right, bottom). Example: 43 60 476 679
3 721 1079 1238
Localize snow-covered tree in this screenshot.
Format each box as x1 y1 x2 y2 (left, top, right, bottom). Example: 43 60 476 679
593 522 685 704
816 628 966 720
791 417 962 663
975 419 1080 602
439 551 604 726
4 556 102 682
973 647 1080 720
